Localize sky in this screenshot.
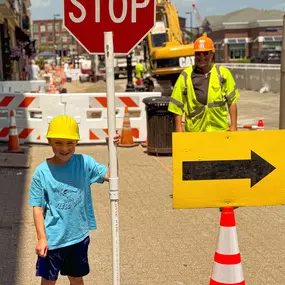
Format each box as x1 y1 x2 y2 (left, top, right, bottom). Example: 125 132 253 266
30 0 285 27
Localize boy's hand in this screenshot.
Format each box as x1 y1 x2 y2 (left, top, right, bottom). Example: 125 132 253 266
35 238 48 258
105 131 121 144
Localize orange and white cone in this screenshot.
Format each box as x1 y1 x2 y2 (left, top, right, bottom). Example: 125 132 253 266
257 119 264 130
209 207 245 285
8 110 21 153
243 119 264 130
118 107 138 148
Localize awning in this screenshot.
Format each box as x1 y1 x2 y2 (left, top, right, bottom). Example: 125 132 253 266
254 36 283 42
224 37 251 44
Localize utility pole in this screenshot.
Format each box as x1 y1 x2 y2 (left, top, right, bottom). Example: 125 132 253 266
279 15 285 129
53 14 60 65
186 12 193 42
125 52 135 92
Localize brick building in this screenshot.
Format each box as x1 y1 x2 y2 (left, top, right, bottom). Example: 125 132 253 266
203 8 284 62
32 19 86 58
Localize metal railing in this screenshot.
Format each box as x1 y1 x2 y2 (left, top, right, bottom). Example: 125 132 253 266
216 63 280 69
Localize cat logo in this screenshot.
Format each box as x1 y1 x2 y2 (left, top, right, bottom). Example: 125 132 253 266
179 56 195 68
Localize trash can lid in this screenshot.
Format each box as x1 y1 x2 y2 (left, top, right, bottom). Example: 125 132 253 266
142 96 171 105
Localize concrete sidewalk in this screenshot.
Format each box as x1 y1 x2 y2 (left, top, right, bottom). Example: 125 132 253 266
1 90 285 285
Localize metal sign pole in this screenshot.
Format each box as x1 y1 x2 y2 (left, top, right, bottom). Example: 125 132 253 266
104 31 120 285
279 15 285 129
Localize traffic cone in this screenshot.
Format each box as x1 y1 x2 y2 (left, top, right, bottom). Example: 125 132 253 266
8 110 21 153
257 119 264 130
209 207 245 285
118 107 138 148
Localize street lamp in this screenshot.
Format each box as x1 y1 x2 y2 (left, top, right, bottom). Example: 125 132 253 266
53 14 60 65
186 12 193 42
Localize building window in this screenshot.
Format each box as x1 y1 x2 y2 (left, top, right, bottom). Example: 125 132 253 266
55 34 60 44
55 23 60 31
229 44 245 60
47 23 53 32
71 37 76 45
48 33 53 42
41 34 46 43
40 24 46 32
62 33 68 43
33 24 38 33
33 34 38 41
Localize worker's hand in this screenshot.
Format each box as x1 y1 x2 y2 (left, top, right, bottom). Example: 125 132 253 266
35 238 48 258
228 125 237 132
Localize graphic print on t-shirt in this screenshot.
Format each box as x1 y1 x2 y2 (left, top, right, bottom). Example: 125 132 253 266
53 182 83 211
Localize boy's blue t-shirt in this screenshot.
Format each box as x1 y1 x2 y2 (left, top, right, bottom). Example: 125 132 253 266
29 154 108 250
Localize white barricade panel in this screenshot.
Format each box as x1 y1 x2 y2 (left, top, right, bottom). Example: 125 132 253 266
0 92 162 144
0 93 65 143
63 92 161 143
0 81 45 93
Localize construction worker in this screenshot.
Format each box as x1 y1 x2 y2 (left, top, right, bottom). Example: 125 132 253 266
168 35 240 132
135 59 145 80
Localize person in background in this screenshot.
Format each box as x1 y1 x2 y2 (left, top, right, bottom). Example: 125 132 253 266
27 60 40 80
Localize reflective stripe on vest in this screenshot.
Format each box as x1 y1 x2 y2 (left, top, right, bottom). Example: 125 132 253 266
188 101 226 118
181 70 191 115
170 97 184 109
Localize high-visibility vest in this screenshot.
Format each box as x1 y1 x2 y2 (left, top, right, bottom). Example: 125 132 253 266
168 64 240 132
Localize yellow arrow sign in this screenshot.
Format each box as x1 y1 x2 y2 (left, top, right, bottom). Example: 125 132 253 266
172 130 285 209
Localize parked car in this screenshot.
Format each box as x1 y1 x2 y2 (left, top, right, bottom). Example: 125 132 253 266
250 50 281 64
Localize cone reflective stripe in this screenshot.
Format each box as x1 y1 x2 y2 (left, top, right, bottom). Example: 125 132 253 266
118 107 138 147
8 110 21 153
209 207 245 285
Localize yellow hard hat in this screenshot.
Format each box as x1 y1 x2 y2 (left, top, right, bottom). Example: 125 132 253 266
46 115 80 140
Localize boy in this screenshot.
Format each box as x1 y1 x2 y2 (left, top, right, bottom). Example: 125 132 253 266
29 115 119 285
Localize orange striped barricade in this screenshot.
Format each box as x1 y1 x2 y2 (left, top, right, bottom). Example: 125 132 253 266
0 93 65 143
62 92 161 144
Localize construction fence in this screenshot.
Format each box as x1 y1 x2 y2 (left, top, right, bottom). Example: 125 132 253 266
217 63 281 93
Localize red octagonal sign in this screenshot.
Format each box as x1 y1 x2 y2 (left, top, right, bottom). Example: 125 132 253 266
63 0 156 55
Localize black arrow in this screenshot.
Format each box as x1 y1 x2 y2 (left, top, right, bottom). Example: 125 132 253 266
182 151 276 187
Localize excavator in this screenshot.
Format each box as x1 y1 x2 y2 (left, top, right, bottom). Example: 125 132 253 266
146 0 195 96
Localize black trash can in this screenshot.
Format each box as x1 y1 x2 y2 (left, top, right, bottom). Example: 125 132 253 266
143 97 175 155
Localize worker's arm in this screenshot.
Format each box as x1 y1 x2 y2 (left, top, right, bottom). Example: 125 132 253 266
175 115 184 132
33 206 48 258
228 103 238 131
222 68 240 132
168 72 186 131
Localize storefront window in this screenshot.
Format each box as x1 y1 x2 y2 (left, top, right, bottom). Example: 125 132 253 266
229 44 245 59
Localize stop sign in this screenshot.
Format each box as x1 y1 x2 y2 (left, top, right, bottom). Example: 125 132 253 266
63 0 156 54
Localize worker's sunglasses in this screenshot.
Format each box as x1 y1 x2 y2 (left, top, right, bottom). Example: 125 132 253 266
195 51 210 57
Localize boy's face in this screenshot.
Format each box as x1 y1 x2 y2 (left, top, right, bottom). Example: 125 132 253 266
48 138 77 163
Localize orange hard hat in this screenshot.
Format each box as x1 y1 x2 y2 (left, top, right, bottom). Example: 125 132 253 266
194 36 215 52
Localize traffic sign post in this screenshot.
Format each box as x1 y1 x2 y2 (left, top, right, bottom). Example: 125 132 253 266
63 1 156 284
172 131 285 209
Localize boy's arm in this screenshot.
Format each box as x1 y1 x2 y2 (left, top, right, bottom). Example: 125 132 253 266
33 206 48 257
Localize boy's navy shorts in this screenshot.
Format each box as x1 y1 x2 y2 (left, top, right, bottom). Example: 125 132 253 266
36 236 90 280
